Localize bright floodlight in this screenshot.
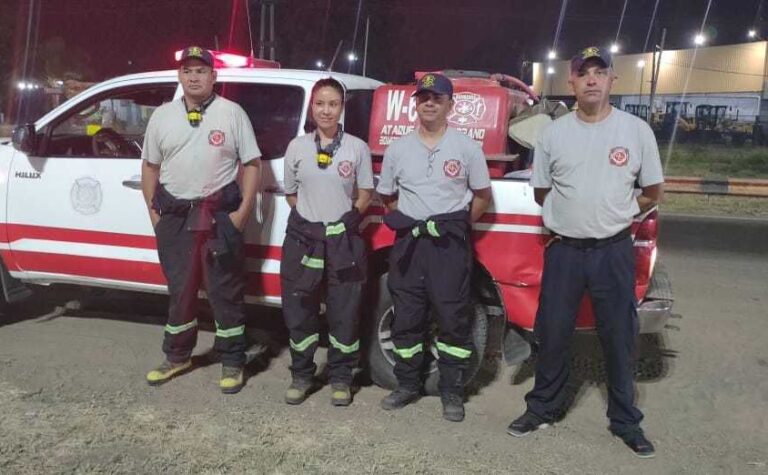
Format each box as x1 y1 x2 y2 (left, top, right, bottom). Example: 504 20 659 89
749 29 757 39
347 53 357 62
694 33 706 46
610 43 619 53
547 50 557 60
637 60 646 68
546 67 555 75
316 60 324 68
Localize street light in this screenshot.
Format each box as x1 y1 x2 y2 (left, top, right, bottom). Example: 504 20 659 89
610 43 620 54
637 60 646 68
546 66 555 75
694 33 706 46
748 29 757 39
347 52 358 62
547 50 557 60
315 60 325 69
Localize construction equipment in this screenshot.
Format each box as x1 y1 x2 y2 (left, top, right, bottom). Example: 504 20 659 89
624 104 649 121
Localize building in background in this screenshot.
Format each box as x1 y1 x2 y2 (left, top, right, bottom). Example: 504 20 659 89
533 41 768 129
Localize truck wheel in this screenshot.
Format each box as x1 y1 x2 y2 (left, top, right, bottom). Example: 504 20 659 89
365 272 488 396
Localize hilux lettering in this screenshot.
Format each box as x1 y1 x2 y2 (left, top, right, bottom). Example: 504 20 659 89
15 171 41 179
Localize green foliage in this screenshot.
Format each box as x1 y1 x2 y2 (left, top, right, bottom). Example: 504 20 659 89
662 194 768 218
664 144 768 179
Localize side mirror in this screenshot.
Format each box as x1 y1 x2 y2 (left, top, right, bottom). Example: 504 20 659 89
11 123 36 154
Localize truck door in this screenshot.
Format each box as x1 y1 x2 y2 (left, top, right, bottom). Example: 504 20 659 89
216 81 306 304
6 83 176 290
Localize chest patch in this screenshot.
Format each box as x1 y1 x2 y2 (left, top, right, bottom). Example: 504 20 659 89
208 130 226 147
337 160 354 178
443 159 462 178
609 147 629 167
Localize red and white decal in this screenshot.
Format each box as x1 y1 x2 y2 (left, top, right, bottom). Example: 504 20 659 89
609 146 629 167
337 160 354 178
208 130 226 146
443 159 462 178
448 92 486 126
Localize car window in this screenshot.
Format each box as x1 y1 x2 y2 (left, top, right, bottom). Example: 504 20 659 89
344 89 374 143
43 84 176 159
217 83 304 160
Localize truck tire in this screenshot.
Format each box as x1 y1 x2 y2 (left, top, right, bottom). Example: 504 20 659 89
365 272 488 396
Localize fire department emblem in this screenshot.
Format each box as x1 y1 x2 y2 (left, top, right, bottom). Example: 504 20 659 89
187 46 204 57
208 130 225 146
609 146 629 167
443 159 462 178
70 177 103 215
448 92 486 126
337 160 354 178
582 46 600 59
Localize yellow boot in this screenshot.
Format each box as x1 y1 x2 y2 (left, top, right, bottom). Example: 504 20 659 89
146 360 192 386
220 366 244 394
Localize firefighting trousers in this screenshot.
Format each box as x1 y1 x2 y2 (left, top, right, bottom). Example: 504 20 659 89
280 234 365 385
154 212 247 367
525 235 644 435
387 233 474 396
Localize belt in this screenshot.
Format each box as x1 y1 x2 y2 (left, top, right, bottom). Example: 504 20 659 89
554 227 631 249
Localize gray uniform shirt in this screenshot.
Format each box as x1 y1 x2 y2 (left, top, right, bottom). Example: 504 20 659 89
377 128 491 220
142 95 261 200
531 108 664 239
283 132 374 224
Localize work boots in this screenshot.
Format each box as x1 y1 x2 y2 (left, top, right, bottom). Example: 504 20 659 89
146 359 192 386
440 393 465 422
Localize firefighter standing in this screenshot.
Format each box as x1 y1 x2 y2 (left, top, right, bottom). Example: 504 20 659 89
376 73 492 422
280 78 374 406
506 47 663 458
141 46 261 394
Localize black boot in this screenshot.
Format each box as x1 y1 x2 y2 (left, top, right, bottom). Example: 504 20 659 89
440 393 465 422
381 388 420 410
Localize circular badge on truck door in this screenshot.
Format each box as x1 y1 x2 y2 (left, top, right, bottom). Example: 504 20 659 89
70 177 103 215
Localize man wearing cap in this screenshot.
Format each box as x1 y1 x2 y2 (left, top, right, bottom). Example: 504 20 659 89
506 47 663 458
377 73 492 422
141 46 261 394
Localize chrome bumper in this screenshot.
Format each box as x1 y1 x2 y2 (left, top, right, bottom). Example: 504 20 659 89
637 299 673 333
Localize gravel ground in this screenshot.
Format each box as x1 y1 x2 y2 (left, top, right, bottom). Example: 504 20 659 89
0 244 767 474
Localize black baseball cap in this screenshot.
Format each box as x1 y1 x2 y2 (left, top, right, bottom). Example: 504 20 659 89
570 46 612 73
179 46 214 68
413 73 454 97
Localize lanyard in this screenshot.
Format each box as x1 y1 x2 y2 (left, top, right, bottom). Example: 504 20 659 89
314 127 344 169
183 94 216 127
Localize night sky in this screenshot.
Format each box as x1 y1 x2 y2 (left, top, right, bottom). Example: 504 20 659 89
3 0 767 85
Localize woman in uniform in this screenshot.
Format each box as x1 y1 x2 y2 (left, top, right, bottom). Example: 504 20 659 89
280 78 374 406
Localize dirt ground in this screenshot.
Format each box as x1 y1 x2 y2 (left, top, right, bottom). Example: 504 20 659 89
1 245 767 474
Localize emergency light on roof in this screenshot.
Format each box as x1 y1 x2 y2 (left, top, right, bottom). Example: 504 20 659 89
173 49 280 69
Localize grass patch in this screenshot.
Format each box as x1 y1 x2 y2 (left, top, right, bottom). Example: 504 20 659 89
661 193 768 218
662 144 768 179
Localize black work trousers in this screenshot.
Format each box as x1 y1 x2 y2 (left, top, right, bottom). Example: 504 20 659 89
280 235 364 386
525 234 644 436
388 233 474 396
155 212 247 367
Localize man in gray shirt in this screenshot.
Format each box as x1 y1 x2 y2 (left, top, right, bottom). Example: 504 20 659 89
506 46 663 458
141 46 261 394
377 73 492 422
